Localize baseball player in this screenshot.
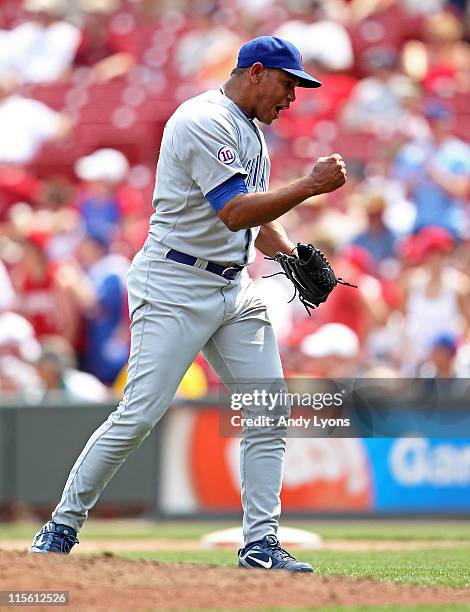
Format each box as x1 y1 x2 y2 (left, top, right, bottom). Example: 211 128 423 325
30 36 346 572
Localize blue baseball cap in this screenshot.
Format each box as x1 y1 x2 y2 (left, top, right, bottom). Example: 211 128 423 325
237 36 322 89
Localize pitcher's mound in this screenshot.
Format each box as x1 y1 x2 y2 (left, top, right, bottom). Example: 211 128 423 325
1 551 468 611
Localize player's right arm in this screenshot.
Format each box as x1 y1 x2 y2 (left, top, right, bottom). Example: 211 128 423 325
217 154 346 231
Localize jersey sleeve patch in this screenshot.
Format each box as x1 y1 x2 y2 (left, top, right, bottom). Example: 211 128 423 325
217 146 236 165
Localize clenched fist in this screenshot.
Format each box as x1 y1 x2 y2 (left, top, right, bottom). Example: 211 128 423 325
308 153 347 195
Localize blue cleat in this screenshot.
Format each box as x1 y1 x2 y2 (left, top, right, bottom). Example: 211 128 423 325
29 521 79 554
238 534 313 573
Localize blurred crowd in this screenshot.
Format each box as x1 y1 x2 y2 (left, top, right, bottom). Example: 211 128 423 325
0 0 469 401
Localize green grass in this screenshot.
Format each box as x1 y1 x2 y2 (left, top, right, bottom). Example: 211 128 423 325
298 522 470 542
314 549 470 588
107 548 470 589
4 519 470 542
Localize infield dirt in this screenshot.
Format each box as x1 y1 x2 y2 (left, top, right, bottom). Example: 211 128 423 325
1 551 470 611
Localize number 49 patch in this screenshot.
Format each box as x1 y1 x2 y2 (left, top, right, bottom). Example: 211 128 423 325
217 146 236 165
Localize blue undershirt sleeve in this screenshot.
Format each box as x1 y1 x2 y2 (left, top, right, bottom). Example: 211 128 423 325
206 174 248 212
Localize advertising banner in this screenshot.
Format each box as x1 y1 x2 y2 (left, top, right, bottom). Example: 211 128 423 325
365 438 470 512
159 405 470 514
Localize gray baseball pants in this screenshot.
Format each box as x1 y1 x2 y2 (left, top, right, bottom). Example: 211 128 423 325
52 238 289 545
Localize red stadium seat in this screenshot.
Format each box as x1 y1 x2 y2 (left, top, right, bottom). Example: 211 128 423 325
22 83 71 111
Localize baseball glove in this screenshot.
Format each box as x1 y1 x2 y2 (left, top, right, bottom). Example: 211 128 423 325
264 243 357 315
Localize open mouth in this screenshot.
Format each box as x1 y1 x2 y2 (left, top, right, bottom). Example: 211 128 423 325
274 105 289 119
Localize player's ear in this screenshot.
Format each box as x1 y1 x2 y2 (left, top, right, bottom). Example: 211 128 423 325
250 63 265 84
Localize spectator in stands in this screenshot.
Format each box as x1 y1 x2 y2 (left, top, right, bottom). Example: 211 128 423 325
4 179 81 262
35 335 109 401
37 176 75 212
286 190 363 251
74 233 130 384
392 101 470 237
299 323 361 377
319 245 389 342
75 0 136 83
352 193 396 263
341 46 415 136
0 79 72 164
74 148 129 245
0 0 80 84
0 166 42 220
344 0 394 23
174 3 241 86
274 0 353 72
6 195 81 269
401 10 470 96
112 169 149 259
403 226 470 369
418 333 458 378
0 258 16 312
395 86 432 143
235 0 274 17
0 311 42 395
364 305 406 374
353 152 417 237
11 232 81 344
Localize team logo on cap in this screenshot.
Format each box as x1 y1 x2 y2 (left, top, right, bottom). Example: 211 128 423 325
218 146 235 165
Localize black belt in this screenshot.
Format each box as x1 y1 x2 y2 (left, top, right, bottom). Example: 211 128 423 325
166 249 244 280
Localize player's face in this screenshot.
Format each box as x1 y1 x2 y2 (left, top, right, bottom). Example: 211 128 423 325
255 69 298 125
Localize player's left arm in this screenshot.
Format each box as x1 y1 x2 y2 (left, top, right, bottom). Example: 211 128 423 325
255 221 295 258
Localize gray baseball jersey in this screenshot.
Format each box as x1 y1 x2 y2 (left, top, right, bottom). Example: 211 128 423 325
48 87 289 549
149 89 270 265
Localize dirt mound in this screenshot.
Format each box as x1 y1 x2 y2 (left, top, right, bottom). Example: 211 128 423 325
1 551 469 611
